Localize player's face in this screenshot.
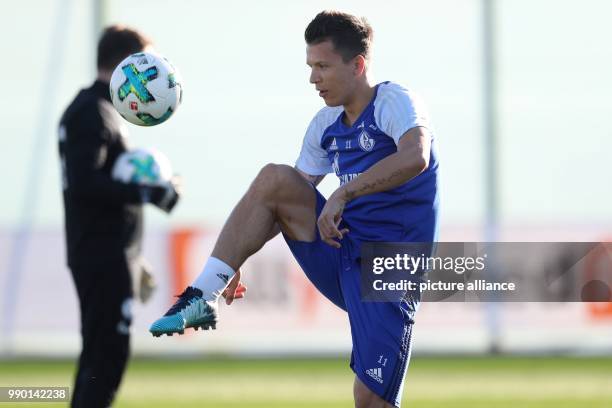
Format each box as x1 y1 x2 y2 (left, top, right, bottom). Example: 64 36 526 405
307 40 358 107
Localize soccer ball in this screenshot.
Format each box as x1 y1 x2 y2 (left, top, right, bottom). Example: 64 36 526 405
112 148 173 186
109 52 183 126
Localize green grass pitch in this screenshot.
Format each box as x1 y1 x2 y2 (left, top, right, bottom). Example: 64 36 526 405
0 356 610 407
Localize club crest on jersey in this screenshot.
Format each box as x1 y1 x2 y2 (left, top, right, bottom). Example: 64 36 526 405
359 130 375 152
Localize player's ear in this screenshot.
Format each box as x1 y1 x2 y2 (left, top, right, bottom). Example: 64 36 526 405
353 54 367 77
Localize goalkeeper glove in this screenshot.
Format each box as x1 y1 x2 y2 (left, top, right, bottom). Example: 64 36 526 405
140 177 181 213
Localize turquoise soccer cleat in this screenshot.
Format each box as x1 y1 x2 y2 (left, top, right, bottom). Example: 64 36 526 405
149 286 218 337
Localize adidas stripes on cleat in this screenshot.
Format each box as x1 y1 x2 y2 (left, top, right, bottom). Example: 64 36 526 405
149 286 218 337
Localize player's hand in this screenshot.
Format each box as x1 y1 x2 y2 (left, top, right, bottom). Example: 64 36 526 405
146 176 182 213
318 191 349 248
222 268 247 305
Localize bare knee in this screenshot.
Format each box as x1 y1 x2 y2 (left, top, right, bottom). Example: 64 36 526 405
354 377 394 408
250 163 303 199
258 163 299 183
248 163 317 241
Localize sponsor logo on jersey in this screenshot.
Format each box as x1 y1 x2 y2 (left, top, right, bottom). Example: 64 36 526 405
365 367 383 384
339 173 361 185
359 130 375 152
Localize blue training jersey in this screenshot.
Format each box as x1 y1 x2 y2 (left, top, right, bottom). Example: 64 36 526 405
295 81 439 245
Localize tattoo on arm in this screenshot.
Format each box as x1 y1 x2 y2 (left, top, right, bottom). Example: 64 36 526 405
344 169 407 201
342 129 429 201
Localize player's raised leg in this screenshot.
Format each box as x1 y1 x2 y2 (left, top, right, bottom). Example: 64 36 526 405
149 164 318 336
210 163 319 267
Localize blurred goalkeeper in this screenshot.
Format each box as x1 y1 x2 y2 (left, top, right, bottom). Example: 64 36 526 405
58 25 180 408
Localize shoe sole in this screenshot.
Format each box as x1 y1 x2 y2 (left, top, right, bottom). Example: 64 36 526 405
150 320 217 338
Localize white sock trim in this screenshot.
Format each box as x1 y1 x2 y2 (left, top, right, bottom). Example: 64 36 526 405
191 256 236 302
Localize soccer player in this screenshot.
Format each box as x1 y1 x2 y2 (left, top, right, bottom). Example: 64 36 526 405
150 10 438 407
58 26 181 408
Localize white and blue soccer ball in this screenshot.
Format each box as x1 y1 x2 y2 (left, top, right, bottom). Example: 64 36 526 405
109 51 183 126
112 148 173 186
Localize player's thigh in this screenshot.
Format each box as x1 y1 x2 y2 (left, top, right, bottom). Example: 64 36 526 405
256 163 318 242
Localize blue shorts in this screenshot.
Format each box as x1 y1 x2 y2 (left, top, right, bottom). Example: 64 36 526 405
283 188 419 407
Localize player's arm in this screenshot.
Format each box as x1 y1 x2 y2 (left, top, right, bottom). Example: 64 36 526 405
339 126 430 201
317 126 430 247
295 108 333 187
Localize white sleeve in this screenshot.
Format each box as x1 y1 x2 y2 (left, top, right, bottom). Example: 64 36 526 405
295 108 339 175
374 83 431 144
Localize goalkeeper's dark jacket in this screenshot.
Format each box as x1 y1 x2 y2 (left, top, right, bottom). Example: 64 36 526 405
59 80 143 268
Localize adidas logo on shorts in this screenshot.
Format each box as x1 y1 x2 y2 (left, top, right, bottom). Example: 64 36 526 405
366 367 383 384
